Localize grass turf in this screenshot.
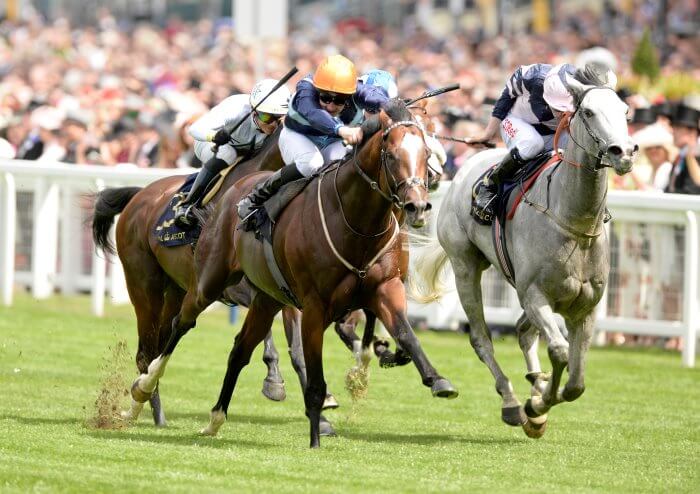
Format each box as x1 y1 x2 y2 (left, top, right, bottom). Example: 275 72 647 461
0 293 698 493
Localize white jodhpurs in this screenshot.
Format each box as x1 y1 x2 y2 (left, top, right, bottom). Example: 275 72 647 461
278 126 347 177
194 140 238 165
500 116 560 160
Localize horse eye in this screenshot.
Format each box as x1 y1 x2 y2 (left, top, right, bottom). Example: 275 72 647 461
583 109 594 118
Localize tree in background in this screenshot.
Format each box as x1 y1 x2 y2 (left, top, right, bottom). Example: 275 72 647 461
631 29 661 82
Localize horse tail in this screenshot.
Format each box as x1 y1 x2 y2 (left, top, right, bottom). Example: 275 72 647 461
407 235 451 304
91 187 141 255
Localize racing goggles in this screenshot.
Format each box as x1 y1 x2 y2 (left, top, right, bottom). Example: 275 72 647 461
255 112 283 124
318 92 350 106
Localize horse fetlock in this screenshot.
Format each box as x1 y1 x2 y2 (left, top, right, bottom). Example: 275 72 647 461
199 409 226 436
547 345 569 367
131 378 154 403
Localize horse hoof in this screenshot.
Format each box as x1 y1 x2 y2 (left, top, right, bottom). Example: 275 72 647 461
502 405 526 426
261 379 286 402
522 417 548 439
131 380 153 403
431 379 458 399
322 393 339 410
378 353 397 368
199 410 226 437
319 417 336 437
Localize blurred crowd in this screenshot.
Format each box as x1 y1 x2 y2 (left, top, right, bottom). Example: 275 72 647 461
0 2 697 175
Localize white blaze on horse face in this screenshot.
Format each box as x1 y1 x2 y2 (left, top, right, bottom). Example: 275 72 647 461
400 132 424 178
586 90 632 151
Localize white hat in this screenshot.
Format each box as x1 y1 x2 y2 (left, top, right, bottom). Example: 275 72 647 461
633 123 678 159
31 106 65 131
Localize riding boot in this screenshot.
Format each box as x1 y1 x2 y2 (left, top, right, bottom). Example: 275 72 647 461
473 148 524 222
174 157 228 228
237 164 304 220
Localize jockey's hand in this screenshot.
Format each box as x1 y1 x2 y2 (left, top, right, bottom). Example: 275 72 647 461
211 129 230 146
338 126 363 145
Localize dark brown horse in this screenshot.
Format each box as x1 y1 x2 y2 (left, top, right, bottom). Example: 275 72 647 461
128 99 458 448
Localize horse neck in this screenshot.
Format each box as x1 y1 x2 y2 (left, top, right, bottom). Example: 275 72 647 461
551 128 608 233
330 137 395 234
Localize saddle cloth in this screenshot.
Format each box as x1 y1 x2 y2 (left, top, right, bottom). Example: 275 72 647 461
154 173 202 247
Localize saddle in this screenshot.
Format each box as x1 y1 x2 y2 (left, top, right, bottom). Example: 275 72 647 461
154 158 242 248
239 160 344 308
470 152 561 285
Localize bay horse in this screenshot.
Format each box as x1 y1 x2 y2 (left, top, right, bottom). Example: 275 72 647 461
410 76 637 437
129 99 458 448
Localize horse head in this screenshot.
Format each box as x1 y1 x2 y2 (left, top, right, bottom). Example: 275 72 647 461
370 99 432 228
565 74 638 175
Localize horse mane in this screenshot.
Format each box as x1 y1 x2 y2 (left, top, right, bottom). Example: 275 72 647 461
384 98 413 122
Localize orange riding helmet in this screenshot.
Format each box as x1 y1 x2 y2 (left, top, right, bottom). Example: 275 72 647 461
312 54 358 95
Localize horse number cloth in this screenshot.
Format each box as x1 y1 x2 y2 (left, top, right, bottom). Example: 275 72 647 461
154 173 202 247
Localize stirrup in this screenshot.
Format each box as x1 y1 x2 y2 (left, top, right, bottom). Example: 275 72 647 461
174 204 196 228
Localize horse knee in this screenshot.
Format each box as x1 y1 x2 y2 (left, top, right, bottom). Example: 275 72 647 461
562 383 585 401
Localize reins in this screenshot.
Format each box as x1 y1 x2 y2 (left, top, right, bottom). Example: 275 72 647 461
316 119 427 277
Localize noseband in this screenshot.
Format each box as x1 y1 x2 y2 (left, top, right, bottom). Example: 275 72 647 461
353 120 429 208
563 86 620 171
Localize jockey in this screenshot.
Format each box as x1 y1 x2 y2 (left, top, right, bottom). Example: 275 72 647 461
473 62 617 221
237 54 389 219
359 69 446 187
174 79 291 227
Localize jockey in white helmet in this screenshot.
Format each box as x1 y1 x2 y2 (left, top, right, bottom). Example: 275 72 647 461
472 62 616 222
174 78 291 227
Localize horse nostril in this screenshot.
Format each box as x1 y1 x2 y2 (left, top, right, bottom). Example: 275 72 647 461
404 203 417 213
608 145 623 156
633 144 640 153
425 202 433 211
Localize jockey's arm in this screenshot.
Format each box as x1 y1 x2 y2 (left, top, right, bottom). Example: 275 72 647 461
294 79 344 135
354 82 390 114
188 95 248 142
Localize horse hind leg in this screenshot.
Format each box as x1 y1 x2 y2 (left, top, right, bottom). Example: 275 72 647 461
201 292 283 437
261 330 286 402
451 251 525 426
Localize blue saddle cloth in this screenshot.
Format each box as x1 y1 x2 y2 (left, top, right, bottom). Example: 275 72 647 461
154 173 202 247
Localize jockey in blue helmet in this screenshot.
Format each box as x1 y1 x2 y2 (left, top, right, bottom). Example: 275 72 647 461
359 70 399 100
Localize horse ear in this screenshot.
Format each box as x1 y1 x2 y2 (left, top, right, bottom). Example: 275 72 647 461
564 72 587 105
379 110 393 128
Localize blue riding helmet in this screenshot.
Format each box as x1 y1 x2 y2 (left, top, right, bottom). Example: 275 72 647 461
359 70 398 99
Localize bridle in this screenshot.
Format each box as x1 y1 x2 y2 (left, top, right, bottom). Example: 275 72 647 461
556 86 620 172
352 120 429 209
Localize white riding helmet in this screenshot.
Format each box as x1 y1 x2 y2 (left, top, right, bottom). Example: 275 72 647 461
543 65 575 113
250 79 291 115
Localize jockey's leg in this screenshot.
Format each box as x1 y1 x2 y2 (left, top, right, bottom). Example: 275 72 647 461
237 127 318 219
474 117 542 222
174 142 236 228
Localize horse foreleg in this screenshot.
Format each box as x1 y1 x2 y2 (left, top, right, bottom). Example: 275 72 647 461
561 314 595 403
371 278 457 399
451 257 524 426
301 301 330 448
283 308 338 416
201 292 282 437
261 330 286 402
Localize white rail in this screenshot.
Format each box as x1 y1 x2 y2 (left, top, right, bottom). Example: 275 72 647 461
0 159 698 366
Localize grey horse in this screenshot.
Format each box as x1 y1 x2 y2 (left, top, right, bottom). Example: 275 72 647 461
410 76 637 437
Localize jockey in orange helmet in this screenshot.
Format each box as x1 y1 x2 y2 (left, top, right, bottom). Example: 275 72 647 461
237 54 390 220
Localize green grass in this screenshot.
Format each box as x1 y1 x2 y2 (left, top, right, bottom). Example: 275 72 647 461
1 293 698 493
